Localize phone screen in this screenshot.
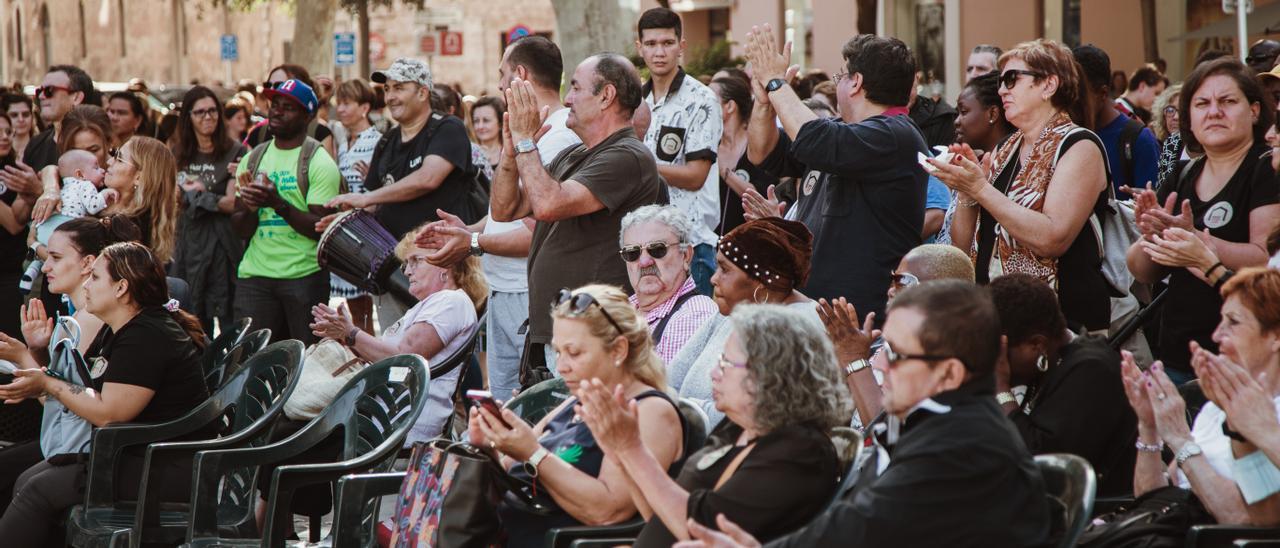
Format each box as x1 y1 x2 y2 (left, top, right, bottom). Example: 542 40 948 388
466 390 510 427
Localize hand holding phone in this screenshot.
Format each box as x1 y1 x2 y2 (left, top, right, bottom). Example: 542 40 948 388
467 389 511 428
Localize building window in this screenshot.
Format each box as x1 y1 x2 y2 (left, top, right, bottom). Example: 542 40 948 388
118 0 127 57
708 8 729 43
14 7 23 62
1063 0 1082 48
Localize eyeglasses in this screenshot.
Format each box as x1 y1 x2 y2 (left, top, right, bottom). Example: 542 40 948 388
883 339 955 368
35 85 73 99
1162 106 1178 115
890 271 919 290
555 288 624 335
189 107 219 119
833 70 850 83
716 353 749 374
999 69 1044 90
619 241 681 262
401 255 430 273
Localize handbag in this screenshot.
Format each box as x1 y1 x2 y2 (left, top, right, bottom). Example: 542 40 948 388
282 338 368 421
387 439 551 548
41 316 96 458
1076 485 1213 548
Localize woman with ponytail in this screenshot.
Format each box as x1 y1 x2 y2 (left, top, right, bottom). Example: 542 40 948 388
0 241 209 546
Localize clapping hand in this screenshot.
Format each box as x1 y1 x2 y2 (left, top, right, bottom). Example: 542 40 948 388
576 379 642 456
1194 344 1277 445
1139 227 1218 271
415 209 470 267
0 332 28 363
816 298 876 364
1145 362 1192 449
742 185 785 221
20 302 52 352
0 368 49 404
928 143 988 198
504 78 551 146
743 24 799 88
309 302 354 341
1120 350 1156 428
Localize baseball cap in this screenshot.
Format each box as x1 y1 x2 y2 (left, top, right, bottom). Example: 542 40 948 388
261 79 319 114
1260 64 1280 82
371 58 433 88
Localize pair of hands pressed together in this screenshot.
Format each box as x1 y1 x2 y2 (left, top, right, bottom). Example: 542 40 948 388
1190 341 1279 446
235 171 287 211
1120 350 1194 450
1123 183 1220 272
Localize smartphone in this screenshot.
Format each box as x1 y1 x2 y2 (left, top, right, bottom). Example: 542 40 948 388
466 389 510 427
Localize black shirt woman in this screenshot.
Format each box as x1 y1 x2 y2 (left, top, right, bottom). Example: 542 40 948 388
0 111 24 338
470 284 685 548
578 303 850 546
169 85 248 338
712 74 778 235
0 241 210 546
990 273 1137 496
1127 58 1280 384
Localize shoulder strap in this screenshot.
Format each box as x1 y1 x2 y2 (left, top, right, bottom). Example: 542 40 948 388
1178 157 1202 190
714 443 756 490
1119 118 1145 184
244 142 271 180
294 137 324 200
651 291 699 345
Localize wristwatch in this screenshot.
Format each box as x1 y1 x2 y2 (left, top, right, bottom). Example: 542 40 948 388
766 78 787 93
996 392 1018 406
843 359 870 377
522 446 550 477
1175 441 1203 466
469 231 485 257
515 138 537 154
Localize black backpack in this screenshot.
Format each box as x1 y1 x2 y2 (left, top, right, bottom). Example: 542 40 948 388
1117 117 1147 187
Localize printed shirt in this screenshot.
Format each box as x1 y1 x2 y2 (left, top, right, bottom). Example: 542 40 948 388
235 140 341 279
643 68 723 247
628 277 718 363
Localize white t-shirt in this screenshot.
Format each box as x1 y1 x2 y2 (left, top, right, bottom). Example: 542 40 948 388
1177 397 1280 488
385 288 478 444
481 107 581 293
643 72 723 247
60 177 109 217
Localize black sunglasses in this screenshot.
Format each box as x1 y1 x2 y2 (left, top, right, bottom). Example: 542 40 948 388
890 271 919 290
35 85 73 99
999 69 1044 90
883 339 961 369
555 288 624 335
619 241 680 262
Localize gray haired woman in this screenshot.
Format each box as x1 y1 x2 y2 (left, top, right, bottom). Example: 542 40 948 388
578 304 852 546
620 205 718 363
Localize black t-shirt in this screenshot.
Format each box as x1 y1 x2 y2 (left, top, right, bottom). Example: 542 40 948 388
0 158 25 279
86 306 208 425
1157 144 1278 373
757 115 928 324
23 128 58 172
363 113 478 238
977 133 1112 332
717 153 778 236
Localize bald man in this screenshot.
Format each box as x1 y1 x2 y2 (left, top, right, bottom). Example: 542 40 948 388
819 243 976 426
1248 39 1280 75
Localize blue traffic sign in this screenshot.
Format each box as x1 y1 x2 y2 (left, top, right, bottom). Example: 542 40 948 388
220 34 238 62
507 24 531 43
335 32 356 66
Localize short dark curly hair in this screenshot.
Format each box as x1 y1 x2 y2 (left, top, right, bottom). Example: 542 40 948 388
988 274 1068 346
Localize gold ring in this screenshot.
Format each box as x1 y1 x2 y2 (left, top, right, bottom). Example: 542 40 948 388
488 440 496 449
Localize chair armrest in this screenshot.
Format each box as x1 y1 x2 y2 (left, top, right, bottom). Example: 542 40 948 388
1188 525 1280 547
570 539 637 548
546 518 645 548
85 412 215 507
260 454 396 547
331 472 407 547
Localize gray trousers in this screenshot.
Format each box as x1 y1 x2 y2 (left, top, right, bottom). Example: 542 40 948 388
486 291 528 401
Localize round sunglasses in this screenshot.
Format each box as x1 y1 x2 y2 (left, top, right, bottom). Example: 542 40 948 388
618 240 682 263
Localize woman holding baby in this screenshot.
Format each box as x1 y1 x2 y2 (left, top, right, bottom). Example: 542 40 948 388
168 86 248 337
928 38 1112 333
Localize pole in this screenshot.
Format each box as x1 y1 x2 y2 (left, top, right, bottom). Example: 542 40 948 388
1239 1 1249 62
224 60 232 89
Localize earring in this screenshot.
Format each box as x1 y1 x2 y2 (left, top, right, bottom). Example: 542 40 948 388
752 285 769 304
988 118 995 125
1036 354 1049 372
614 359 622 368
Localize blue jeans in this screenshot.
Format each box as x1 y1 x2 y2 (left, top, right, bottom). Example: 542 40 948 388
691 243 716 297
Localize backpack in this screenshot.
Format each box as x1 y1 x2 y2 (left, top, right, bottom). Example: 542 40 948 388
367 113 486 224
243 136 348 199
1117 117 1148 187
1058 127 1138 298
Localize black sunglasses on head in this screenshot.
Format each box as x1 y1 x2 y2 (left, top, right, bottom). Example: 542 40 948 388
619 241 680 262
555 288 624 335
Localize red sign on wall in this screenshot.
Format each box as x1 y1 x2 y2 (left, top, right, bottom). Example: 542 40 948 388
420 34 437 55
441 31 463 56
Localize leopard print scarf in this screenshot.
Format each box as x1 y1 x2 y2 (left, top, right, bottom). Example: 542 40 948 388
975 111 1077 289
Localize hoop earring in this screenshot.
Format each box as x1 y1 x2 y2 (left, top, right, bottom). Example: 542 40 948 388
752 285 770 304
1036 354 1049 372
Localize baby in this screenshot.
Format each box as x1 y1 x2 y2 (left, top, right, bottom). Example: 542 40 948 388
56 149 115 217
20 150 117 293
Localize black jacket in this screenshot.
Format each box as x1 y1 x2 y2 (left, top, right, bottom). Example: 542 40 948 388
767 381 1051 548
909 96 958 148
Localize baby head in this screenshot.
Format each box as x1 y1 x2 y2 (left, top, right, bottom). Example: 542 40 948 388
58 149 106 186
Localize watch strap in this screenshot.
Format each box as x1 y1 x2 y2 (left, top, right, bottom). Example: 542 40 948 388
995 392 1018 406
1176 442 1203 465
524 446 550 477
843 359 870 376
470 231 484 256
766 78 787 92
515 138 537 154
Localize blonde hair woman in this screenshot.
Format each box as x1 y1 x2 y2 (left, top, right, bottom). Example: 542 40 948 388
470 284 684 548
105 136 179 264
310 221 486 442
1151 84 1183 143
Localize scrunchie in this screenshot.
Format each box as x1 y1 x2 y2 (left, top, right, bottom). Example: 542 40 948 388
163 299 180 312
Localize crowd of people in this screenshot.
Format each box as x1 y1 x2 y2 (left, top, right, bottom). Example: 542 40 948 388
0 5 1276 546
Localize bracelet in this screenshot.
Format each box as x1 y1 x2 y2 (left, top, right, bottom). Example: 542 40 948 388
1135 440 1164 454
345 327 359 347
959 197 979 208
995 392 1017 406
1205 261 1225 277
1213 269 1235 291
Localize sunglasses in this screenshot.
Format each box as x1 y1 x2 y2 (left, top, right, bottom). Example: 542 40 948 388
35 85 73 99
110 147 138 170
555 288 624 335
890 271 919 290
999 69 1044 90
619 241 681 262
883 339 957 368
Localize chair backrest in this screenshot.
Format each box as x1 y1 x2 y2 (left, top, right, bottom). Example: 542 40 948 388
1035 453 1096 548
200 318 253 391
507 377 569 426
216 328 273 391
677 398 709 459
429 308 486 380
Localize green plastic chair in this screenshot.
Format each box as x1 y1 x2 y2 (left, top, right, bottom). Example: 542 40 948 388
65 339 305 548
182 353 430 548
506 376 569 426
200 318 253 391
